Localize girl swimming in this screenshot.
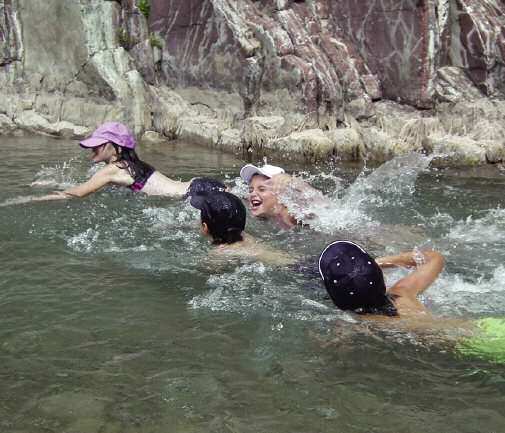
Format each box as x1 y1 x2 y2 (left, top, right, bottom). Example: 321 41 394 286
240 163 330 229
318 241 505 363
318 240 445 319
190 191 293 265
27 122 225 201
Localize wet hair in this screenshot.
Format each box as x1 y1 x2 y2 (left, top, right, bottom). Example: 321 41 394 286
190 192 246 245
204 215 244 245
111 143 154 181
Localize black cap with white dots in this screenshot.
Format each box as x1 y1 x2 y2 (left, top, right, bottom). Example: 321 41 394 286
318 240 388 312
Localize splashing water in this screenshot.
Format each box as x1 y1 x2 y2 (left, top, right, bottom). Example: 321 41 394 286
5 138 505 323
446 208 505 244
277 153 433 234
341 152 434 214
427 265 505 316
6 137 505 433
189 262 343 322
31 157 87 190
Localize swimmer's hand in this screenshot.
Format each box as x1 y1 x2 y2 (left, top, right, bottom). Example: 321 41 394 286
268 173 319 197
0 192 73 206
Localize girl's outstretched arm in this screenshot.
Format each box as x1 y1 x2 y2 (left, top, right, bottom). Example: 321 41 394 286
61 163 129 198
2 164 129 205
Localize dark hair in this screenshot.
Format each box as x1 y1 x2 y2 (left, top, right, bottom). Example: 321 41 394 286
204 215 244 245
112 144 154 181
191 192 246 245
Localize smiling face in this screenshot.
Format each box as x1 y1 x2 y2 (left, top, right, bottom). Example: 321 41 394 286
248 174 283 218
89 142 116 163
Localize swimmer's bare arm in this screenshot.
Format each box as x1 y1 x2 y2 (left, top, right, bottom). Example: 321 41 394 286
35 164 130 200
376 252 421 269
379 250 445 298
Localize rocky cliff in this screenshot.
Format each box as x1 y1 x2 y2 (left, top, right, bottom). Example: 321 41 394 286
1 0 505 165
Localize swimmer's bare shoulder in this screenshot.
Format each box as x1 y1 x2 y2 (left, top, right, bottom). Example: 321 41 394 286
270 173 325 199
210 233 295 266
269 173 331 221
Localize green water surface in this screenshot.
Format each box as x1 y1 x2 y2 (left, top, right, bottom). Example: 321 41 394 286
1 136 505 433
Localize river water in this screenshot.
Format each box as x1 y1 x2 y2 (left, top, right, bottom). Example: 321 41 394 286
1 136 505 433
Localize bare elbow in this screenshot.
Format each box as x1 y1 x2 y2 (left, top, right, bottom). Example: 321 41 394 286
425 250 445 270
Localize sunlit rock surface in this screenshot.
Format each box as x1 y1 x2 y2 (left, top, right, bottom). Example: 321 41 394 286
1 0 505 165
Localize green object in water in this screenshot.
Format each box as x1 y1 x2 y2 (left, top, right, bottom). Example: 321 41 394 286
457 318 505 363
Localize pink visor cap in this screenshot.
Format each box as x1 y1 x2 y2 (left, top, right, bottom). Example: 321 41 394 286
80 122 136 149
240 163 285 184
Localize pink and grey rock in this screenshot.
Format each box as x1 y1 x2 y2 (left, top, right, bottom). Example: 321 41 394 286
149 0 505 116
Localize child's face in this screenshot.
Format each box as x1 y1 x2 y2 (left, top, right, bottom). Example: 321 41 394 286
90 142 115 163
248 175 284 218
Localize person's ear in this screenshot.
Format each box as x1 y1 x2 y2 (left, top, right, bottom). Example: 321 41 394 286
201 222 209 236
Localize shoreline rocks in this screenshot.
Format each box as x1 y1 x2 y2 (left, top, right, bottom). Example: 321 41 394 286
1 0 505 167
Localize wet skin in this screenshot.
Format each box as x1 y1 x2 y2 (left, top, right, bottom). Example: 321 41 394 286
248 175 283 218
90 143 116 163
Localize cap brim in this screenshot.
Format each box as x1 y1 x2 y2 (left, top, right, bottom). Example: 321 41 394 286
240 165 267 184
79 137 109 148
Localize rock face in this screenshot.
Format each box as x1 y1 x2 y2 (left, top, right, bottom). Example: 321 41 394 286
0 0 152 136
150 0 505 111
1 0 505 165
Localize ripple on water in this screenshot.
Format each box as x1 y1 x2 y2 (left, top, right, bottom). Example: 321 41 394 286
189 262 343 323
446 208 505 244
31 157 91 190
427 265 505 316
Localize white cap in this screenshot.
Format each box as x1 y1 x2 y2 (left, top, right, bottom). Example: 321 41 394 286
240 164 285 184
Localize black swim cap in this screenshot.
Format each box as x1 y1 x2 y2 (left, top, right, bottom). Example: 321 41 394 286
184 177 226 199
318 241 390 313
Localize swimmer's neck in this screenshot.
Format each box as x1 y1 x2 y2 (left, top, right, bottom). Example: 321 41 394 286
105 155 120 164
214 232 252 250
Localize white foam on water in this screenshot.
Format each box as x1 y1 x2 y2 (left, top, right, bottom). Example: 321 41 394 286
31 158 87 190
424 211 455 231
279 153 433 234
189 262 346 322
445 208 505 244
426 265 505 316
66 228 100 253
143 205 199 226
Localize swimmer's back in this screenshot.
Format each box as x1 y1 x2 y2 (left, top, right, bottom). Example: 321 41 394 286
141 171 190 196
